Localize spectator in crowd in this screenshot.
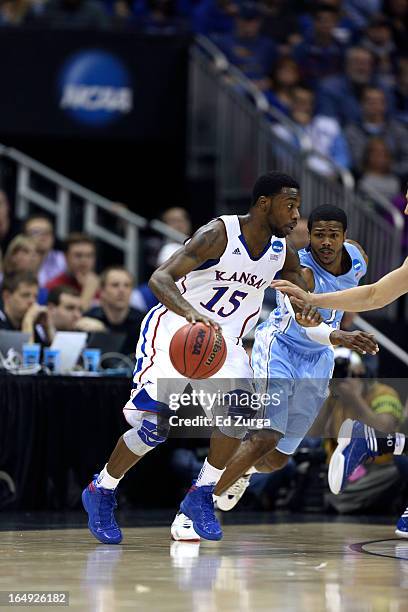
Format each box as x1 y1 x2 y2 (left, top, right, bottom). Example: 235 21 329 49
37 0 109 28
322 348 404 514
360 14 397 85
261 0 301 52
214 2 278 81
85 266 144 355
264 57 301 115
273 85 351 177
358 137 402 203
192 0 238 36
394 56 408 125
157 206 191 265
0 271 53 343
298 0 356 46
0 0 37 25
345 86 408 180
46 286 83 332
384 0 408 54
46 233 100 311
0 190 15 252
317 46 387 125
23 214 66 287
293 3 345 87
2 234 40 278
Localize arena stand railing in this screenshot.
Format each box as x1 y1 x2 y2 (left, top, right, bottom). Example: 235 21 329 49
0 144 187 285
188 36 404 320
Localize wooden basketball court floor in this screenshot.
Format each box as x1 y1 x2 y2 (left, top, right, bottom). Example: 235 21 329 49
1 513 408 612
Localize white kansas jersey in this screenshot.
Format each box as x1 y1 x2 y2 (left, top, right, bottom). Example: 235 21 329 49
174 215 287 340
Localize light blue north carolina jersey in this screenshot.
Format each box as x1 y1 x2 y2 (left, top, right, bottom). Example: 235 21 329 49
268 241 367 353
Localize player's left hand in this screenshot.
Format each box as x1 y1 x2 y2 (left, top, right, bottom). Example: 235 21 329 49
295 305 322 327
330 330 379 355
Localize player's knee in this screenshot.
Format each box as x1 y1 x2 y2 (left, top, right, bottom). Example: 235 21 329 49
255 450 289 473
123 404 169 456
247 430 282 461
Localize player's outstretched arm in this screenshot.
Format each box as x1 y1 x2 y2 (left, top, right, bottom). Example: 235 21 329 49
148 219 227 328
272 258 408 313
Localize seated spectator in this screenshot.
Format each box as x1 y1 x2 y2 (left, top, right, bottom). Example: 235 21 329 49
383 0 408 54
345 86 408 180
273 85 351 177
293 3 345 87
47 286 83 332
298 0 356 46
192 0 238 36
1 234 49 305
0 190 16 252
23 214 66 287
85 266 145 355
317 46 389 125
213 2 278 81
46 233 100 312
37 0 109 28
358 137 402 204
322 349 404 514
360 14 397 86
0 271 53 344
261 0 301 52
394 56 408 125
157 206 191 265
264 57 301 115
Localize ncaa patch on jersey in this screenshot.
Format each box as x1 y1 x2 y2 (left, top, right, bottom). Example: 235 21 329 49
271 241 284 254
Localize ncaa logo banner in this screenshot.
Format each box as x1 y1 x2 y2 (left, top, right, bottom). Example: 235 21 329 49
59 50 133 126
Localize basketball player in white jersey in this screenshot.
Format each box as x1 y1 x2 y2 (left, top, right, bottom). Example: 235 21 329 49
82 172 323 543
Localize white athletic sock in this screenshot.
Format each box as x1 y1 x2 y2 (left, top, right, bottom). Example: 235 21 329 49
394 433 406 456
245 466 259 475
196 458 225 487
95 464 123 490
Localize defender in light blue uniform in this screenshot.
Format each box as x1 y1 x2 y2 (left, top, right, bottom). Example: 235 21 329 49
252 219 367 455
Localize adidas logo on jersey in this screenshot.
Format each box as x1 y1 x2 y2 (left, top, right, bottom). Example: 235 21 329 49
232 248 241 255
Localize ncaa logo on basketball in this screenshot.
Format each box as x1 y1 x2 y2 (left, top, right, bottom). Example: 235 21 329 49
58 50 133 126
271 240 284 254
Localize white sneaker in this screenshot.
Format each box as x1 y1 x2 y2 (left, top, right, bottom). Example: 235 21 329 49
215 474 252 511
171 511 201 542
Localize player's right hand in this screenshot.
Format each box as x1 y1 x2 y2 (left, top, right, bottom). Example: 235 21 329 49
330 330 379 355
271 280 313 309
184 309 220 331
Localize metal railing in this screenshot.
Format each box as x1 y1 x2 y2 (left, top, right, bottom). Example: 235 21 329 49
0 145 186 283
188 37 405 319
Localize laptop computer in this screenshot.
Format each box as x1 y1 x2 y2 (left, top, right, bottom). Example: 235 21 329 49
0 330 30 360
87 332 126 354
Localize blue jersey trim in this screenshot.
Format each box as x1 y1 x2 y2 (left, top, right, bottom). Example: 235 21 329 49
238 233 271 261
134 303 165 375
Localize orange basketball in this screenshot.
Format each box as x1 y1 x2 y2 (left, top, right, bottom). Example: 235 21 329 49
169 322 227 379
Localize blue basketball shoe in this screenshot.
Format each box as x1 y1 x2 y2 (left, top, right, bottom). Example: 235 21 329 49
328 419 379 495
396 507 408 538
82 474 123 544
180 484 222 541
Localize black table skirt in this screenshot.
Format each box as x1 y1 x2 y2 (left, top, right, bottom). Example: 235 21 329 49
0 373 188 511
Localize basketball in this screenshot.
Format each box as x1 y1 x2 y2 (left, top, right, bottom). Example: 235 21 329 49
169 322 227 379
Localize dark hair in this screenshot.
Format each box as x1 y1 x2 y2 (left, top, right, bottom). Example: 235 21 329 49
23 214 54 232
1 271 39 294
313 3 340 17
251 172 300 206
100 266 134 289
47 285 80 306
64 232 96 253
308 205 347 232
